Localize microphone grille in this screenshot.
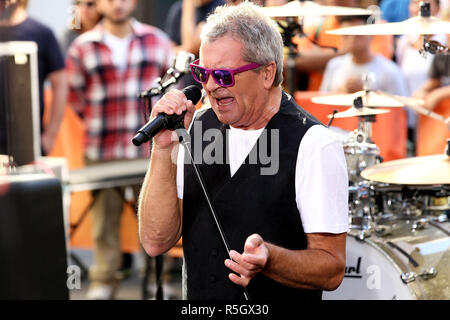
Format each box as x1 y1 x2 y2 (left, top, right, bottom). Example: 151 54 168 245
183 85 203 105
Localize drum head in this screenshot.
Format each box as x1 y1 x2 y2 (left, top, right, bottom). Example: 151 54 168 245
324 220 450 300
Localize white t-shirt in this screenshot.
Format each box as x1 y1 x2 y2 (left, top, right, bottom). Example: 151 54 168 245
103 31 133 71
176 111 349 234
320 53 410 97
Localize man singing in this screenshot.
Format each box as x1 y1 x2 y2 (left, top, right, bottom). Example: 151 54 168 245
138 2 348 300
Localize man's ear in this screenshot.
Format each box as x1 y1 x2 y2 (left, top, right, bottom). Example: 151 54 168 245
263 61 277 89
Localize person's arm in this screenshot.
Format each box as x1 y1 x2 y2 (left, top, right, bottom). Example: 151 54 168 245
225 232 346 291
65 45 87 115
225 126 348 290
180 0 202 55
138 89 196 257
424 85 450 111
295 48 346 73
413 78 441 100
41 69 68 154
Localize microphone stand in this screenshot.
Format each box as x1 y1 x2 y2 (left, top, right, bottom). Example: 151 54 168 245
176 128 251 301
138 68 184 121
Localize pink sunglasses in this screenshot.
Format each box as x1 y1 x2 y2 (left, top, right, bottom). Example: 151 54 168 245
189 59 261 87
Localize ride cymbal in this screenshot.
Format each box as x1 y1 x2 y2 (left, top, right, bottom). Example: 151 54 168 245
361 154 450 185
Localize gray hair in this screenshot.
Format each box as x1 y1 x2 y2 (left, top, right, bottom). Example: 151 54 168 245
200 1 284 87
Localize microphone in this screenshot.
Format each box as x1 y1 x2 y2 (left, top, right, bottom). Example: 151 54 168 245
132 85 202 146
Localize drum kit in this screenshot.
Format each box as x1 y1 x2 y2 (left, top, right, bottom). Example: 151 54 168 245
263 1 450 300
313 87 450 300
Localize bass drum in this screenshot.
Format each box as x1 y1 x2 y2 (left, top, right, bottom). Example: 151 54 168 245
323 218 450 300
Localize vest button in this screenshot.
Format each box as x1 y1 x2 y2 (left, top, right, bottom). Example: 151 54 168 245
211 249 218 256
209 275 216 283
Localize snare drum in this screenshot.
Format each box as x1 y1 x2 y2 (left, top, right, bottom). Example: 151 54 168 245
323 218 450 300
343 141 380 183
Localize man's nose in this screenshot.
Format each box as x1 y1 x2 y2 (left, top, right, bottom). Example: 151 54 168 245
204 73 220 91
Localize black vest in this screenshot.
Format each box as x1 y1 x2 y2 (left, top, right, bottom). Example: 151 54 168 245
183 92 322 300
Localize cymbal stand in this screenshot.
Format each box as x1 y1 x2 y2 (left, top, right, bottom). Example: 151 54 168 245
350 97 379 239
417 2 449 56
421 37 449 56
138 67 184 121
277 16 338 95
353 96 376 144
277 17 302 95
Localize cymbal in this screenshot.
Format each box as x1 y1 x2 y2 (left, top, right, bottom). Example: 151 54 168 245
328 106 390 118
327 16 450 35
312 91 424 108
261 1 373 18
361 154 450 185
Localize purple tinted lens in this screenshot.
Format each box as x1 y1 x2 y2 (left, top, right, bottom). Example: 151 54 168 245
192 66 208 83
212 70 233 86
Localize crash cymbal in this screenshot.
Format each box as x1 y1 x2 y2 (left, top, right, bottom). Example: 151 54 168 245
327 15 450 35
328 106 390 118
261 1 373 18
312 91 423 108
361 154 450 185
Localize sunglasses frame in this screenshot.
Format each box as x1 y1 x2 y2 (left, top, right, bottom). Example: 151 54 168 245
189 59 261 87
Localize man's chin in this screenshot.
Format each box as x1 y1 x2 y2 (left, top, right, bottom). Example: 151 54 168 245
108 16 129 25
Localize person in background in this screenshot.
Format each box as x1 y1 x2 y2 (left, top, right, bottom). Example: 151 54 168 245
165 0 225 88
66 0 173 299
395 0 443 155
414 7 450 111
320 15 408 96
0 0 67 156
60 0 103 56
292 0 394 91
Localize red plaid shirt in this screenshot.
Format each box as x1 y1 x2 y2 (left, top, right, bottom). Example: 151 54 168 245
66 19 173 161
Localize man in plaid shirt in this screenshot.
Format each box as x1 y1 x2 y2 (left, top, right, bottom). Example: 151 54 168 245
66 0 173 299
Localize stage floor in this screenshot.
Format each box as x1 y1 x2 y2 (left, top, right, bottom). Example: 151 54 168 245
68 249 183 300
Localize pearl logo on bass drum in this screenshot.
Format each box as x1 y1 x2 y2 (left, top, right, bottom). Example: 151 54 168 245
344 257 362 279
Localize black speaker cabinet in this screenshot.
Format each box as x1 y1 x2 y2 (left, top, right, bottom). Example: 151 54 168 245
0 41 41 166
0 174 68 299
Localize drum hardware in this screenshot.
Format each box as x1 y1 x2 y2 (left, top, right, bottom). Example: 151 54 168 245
429 218 450 236
401 267 437 284
324 218 450 299
387 241 419 267
138 51 194 124
339 97 385 184
420 38 449 56
411 218 429 232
